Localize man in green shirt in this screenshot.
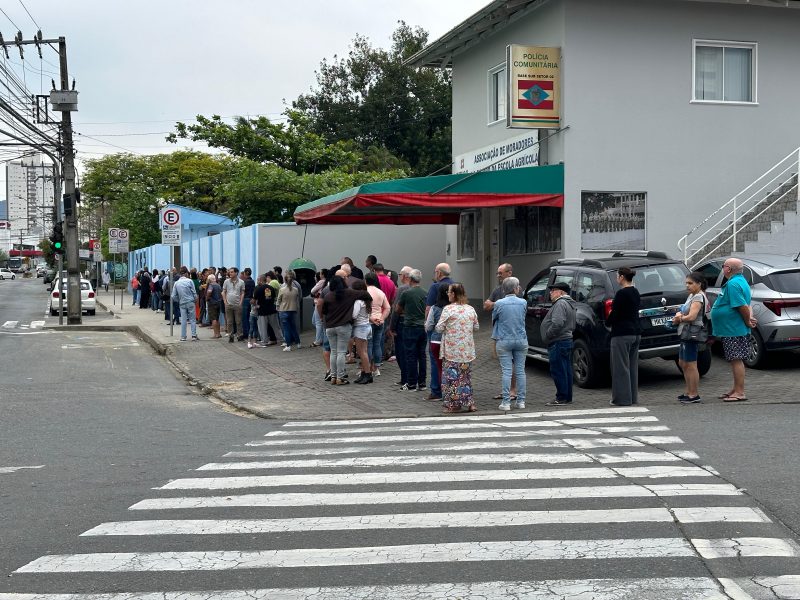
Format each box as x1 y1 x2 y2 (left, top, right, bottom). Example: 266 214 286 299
397 269 428 391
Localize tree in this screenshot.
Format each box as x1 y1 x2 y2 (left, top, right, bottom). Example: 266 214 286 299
37 239 54 267
0 248 8 264
293 22 452 176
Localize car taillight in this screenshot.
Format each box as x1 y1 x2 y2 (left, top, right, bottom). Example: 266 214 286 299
763 299 800 316
52 291 59 298
604 298 614 320
88 291 95 298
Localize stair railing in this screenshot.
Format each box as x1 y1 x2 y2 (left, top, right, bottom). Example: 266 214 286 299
678 147 800 267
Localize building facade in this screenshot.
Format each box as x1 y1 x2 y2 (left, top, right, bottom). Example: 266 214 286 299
5 154 57 247
410 0 800 297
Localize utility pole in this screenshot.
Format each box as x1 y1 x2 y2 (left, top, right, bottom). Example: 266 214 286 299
53 36 81 324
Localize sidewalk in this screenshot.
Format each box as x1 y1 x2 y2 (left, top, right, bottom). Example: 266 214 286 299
64 295 799 421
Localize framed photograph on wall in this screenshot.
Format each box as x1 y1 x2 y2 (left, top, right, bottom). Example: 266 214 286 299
581 191 646 251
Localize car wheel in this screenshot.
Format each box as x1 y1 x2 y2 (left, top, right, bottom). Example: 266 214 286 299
572 338 599 388
744 329 765 368
88 309 96 316
50 308 57 316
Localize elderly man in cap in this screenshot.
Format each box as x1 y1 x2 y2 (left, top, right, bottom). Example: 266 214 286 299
541 281 577 406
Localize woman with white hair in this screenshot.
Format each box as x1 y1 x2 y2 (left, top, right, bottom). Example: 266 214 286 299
492 276 527 411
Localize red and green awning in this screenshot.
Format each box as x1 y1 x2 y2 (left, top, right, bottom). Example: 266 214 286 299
293 164 564 225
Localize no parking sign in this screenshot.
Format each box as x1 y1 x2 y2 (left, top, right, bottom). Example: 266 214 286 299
160 207 182 246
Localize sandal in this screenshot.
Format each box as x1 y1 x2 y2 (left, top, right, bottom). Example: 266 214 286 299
718 393 734 399
723 396 748 402
492 394 503 400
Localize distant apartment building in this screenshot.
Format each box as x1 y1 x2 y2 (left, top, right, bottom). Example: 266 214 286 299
5 154 57 246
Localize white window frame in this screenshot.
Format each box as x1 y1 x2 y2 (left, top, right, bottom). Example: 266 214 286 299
691 39 758 106
487 63 507 125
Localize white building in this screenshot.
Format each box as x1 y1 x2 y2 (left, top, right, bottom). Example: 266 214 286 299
401 0 800 297
5 154 57 246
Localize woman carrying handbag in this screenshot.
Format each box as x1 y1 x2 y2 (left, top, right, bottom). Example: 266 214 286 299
672 271 709 404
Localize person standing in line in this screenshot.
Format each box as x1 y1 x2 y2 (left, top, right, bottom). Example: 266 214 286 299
541 282 577 406
205 274 223 339
321 275 371 385
365 272 390 379
484 263 518 402
138 269 152 309
710 258 757 402
425 263 453 401
240 268 255 342
424 283 450 402
672 271 708 404
102 270 110 292
277 271 302 351
222 267 244 343
341 257 363 280
310 269 329 347
607 267 642 407
388 266 412 385
397 269 428 392
492 276 528 411
265 271 283 345
350 280 374 384
252 274 270 348
436 283 480 413
171 266 199 342
131 271 140 306
365 255 377 273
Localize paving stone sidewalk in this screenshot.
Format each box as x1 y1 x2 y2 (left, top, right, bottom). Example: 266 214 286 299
81 296 799 420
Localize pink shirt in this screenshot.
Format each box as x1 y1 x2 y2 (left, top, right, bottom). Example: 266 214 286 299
368 285 391 325
377 273 396 304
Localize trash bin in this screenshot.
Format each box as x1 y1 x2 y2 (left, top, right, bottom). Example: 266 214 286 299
288 258 317 297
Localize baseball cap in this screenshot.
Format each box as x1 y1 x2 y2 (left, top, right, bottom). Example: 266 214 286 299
548 281 570 293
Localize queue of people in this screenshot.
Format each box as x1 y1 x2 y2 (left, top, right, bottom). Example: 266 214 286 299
129 255 758 411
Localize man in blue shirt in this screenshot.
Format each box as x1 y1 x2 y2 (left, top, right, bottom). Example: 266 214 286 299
424 263 453 400
710 258 757 402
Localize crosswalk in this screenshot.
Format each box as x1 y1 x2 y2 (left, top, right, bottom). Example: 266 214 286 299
4 406 800 599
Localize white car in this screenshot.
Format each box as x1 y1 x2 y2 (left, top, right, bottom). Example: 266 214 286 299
0 268 16 280
49 277 97 316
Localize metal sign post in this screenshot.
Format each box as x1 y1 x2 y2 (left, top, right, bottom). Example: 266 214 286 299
57 254 63 325
112 253 116 305
160 208 182 338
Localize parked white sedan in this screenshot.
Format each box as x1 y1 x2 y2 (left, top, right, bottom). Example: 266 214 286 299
0 268 16 280
49 278 97 316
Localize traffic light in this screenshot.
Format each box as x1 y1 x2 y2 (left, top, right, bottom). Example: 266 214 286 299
50 221 64 255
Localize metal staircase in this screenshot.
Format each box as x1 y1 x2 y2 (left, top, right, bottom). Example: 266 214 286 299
678 148 799 269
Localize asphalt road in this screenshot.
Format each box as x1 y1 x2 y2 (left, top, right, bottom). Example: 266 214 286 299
1 278 798 598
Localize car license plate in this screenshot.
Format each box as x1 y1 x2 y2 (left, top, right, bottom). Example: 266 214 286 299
650 315 674 327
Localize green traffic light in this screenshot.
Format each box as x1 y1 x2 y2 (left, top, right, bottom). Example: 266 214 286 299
54 242 62 249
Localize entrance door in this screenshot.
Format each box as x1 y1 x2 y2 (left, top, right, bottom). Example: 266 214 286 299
486 208 500 298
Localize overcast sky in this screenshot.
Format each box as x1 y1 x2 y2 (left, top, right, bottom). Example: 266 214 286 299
0 0 488 191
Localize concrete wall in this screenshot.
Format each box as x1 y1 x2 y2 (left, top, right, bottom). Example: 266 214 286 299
256 223 447 282
563 0 800 257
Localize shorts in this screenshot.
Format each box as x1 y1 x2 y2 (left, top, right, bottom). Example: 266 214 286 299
721 335 750 362
678 340 698 362
207 303 220 322
352 324 372 340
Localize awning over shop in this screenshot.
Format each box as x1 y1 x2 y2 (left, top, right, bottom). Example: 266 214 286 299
293 164 564 225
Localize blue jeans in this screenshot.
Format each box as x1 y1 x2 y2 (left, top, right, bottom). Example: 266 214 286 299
497 338 528 405
403 325 427 388
241 298 252 337
395 319 406 384
132 288 139 305
327 324 352 378
428 331 441 396
279 311 300 345
548 339 574 402
312 309 325 344
248 312 259 340
368 322 385 365
179 304 197 339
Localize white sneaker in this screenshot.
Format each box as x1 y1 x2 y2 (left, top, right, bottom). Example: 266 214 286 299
498 402 512 411
514 401 526 410
283 346 292 352
247 341 253 349
373 368 381 377
295 344 302 350
281 342 288 347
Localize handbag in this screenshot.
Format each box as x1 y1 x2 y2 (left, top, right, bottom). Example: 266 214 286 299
679 295 708 343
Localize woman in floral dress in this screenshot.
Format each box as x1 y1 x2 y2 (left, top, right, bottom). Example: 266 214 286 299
435 283 480 413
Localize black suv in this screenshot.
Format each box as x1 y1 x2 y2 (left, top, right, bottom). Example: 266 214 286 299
524 251 712 387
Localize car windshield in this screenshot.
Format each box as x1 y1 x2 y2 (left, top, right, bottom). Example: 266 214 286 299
767 269 800 293
59 281 91 291
627 264 688 295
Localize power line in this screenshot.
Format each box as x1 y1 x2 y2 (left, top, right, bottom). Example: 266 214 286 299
0 7 22 31
17 0 41 30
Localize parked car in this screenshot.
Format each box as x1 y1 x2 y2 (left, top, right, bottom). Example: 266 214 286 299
0 268 16 280
36 265 46 277
694 253 800 367
43 268 57 284
49 277 97 316
524 251 711 387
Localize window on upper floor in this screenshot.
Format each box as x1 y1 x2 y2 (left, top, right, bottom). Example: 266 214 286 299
488 64 506 124
693 40 756 104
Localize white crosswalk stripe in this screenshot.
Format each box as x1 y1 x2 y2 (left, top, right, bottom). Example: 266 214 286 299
8 406 800 598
